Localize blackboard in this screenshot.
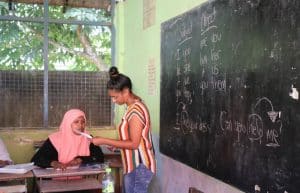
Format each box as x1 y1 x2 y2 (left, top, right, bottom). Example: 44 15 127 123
159 0 300 193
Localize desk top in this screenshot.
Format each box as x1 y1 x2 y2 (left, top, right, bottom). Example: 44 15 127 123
0 171 33 181
33 166 104 178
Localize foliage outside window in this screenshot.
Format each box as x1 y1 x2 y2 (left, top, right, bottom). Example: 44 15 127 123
0 1 112 128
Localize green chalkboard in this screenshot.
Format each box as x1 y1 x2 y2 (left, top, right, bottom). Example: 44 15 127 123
160 0 300 192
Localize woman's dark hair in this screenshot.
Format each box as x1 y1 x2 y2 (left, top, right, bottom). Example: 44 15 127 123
107 66 132 91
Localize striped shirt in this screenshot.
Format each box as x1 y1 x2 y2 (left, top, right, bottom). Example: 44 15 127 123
118 101 156 174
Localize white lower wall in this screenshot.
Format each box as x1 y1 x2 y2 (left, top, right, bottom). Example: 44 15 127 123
149 135 244 193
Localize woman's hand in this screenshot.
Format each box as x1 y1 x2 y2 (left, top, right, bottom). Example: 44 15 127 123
91 136 105 145
107 145 117 152
0 160 10 167
67 158 82 166
50 161 67 170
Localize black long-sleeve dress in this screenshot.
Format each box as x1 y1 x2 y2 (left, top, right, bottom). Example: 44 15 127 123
31 138 104 168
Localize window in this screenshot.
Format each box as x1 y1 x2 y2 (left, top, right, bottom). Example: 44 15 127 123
0 0 113 128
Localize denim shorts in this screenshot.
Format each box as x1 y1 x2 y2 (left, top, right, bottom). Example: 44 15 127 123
123 164 154 193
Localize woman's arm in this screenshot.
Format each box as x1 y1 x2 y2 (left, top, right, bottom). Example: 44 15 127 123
31 138 58 168
92 115 143 149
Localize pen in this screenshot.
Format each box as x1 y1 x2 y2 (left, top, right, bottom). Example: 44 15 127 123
46 167 62 170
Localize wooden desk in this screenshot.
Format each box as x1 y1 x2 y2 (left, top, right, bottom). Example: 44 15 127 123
0 172 33 182
33 166 104 193
32 141 123 193
0 171 33 193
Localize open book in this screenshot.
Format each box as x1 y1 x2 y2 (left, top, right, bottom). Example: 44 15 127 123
0 162 36 174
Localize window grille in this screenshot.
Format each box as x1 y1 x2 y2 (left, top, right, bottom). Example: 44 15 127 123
0 71 111 128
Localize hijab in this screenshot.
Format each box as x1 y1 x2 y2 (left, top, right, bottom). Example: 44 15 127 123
49 109 90 164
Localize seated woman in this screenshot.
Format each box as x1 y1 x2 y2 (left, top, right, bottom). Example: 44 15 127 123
0 137 13 167
31 109 104 169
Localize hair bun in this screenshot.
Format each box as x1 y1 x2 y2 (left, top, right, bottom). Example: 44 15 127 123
109 66 119 80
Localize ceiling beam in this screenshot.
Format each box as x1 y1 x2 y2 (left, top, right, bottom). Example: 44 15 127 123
2 0 111 9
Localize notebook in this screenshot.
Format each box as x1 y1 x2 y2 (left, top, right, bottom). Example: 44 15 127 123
0 162 36 174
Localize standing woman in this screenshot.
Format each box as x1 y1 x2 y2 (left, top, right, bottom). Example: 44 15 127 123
92 66 156 193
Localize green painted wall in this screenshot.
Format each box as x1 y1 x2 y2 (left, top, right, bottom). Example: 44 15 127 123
114 0 209 135
114 1 244 193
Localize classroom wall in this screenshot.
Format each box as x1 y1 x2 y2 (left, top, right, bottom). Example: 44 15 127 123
114 0 244 193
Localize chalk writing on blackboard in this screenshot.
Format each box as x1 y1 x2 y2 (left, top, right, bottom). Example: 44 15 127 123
219 97 282 147
174 101 210 135
160 0 300 192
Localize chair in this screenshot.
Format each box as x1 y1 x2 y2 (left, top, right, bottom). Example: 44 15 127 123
189 187 204 193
